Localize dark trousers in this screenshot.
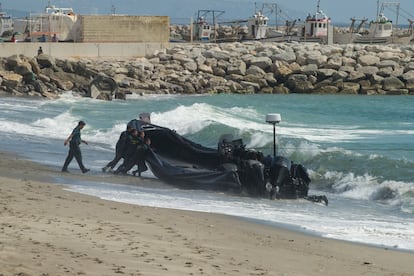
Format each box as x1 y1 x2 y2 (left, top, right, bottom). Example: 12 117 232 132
115 149 147 175
115 155 136 174
105 152 123 169
62 144 86 171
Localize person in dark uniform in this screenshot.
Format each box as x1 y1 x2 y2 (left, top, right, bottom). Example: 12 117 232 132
62 121 90 173
114 128 141 174
37 46 43 56
132 136 151 177
102 125 132 172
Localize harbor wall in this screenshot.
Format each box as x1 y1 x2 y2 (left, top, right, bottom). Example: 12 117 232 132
77 15 170 43
0 42 169 58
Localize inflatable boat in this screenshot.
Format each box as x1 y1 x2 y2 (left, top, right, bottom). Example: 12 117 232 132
127 117 328 205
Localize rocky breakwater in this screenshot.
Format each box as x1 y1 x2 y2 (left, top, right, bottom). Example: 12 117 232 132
0 54 96 99
2 42 414 99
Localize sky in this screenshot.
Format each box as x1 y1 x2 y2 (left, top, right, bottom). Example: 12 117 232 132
2 0 414 25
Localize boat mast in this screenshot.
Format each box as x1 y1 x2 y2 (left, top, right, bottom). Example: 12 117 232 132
376 0 380 17
316 0 321 19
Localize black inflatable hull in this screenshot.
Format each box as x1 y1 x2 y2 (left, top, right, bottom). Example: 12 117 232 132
127 119 313 200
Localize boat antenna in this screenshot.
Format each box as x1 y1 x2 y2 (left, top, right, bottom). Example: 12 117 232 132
266 114 282 158
316 0 321 19
376 0 380 17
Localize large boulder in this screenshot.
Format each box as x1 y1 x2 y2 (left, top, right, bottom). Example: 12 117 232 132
6 55 22 70
307 54 328 67
287 74 314 93
339 82 360 94
14 62 33 76
198 64 213 74
49 75 74 91
272 61 293 78
203 50 230 61
382 76 405 91
183 61 197 72
250 56 272 70
402 70 414 91
272 51 296 63
273 85 290 94
357 66 379 77
36 54 56 68
227 60 246 75
0 71 23 88
28 58 41 75
357 55 380 66
246 65 266 77
318 85 339 94
317 69 337 80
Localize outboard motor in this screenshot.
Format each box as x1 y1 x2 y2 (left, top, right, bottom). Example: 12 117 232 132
218 134 235 162
239 159 265 196
291 163 311 198
218 134 266 196
267 156 311 200
268 156 293 199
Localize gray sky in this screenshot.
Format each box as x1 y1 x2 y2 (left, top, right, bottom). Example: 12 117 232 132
3 0 414 25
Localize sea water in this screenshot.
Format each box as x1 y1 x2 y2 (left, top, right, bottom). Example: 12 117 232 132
1 93 413 252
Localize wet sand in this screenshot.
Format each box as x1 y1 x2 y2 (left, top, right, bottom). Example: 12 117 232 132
0 151 413 275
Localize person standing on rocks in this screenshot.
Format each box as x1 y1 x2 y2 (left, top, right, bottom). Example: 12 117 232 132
37 46 43 56
62 120 90 173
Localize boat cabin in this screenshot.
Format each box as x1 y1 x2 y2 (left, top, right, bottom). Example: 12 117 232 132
194 17 213 41
368 13 393 38
247 11 269 40
303 9 331 39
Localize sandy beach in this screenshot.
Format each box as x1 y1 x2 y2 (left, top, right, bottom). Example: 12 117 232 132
0 151 413 275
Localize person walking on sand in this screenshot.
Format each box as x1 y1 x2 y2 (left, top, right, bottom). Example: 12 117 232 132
62 120 90 173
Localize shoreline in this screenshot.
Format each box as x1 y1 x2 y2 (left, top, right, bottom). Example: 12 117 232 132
1 150 413 275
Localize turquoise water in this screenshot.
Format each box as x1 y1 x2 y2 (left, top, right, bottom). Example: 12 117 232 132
1 93 414 251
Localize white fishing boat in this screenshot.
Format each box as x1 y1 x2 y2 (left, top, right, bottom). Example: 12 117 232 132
245 11 269 40
301 0 331 42
334 13 394 44
13 3 78 42
175 1 332 44
261 0 332 43
333 1 414 44
189 10 226 42
0 3 13 37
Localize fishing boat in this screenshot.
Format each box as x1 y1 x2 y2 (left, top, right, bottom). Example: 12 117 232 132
300 0 332 42
13 3 78 42
245 11 269 40
334 13 394 44
250 0 332 43
333 1 414 44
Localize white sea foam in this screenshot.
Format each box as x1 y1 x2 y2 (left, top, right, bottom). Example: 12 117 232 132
150 103 401 145
324 170 414 209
